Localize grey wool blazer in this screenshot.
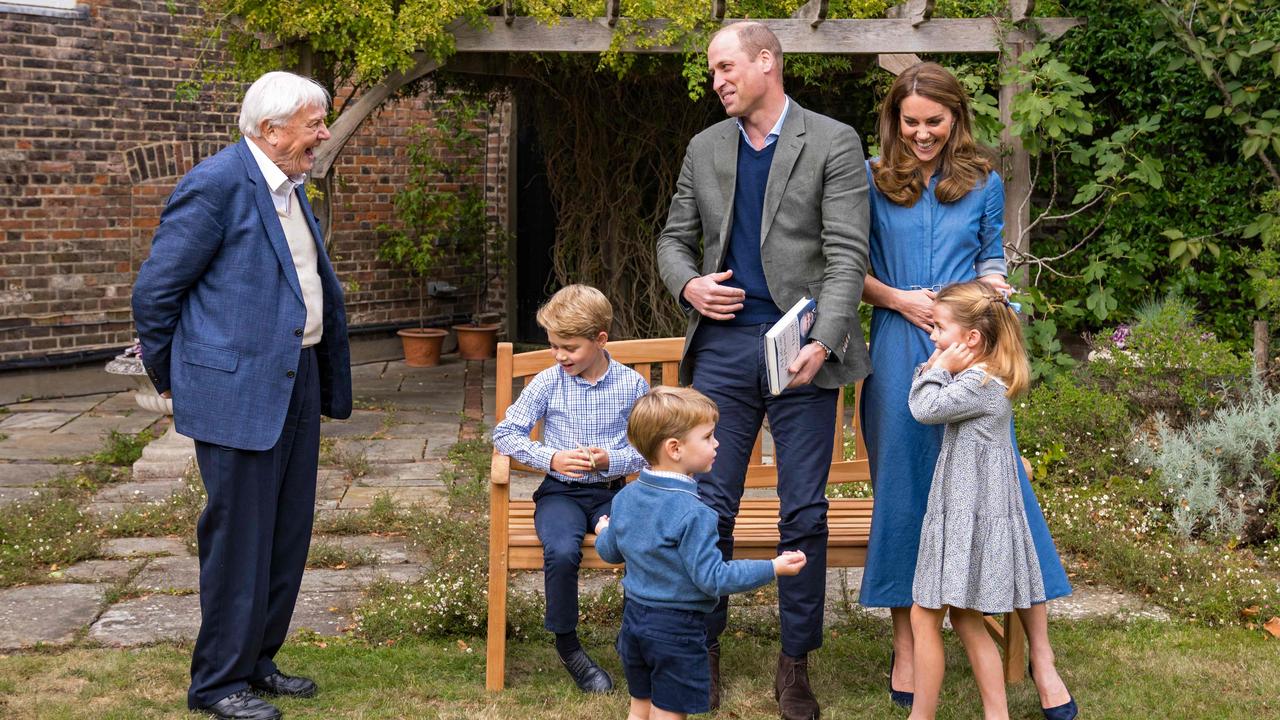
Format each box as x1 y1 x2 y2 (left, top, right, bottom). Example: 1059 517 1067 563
656 98 872 389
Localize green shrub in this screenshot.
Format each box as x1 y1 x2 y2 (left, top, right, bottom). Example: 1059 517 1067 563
1040 475 1279 626
1132 384 1280 545
1089 296 1252 424
0 493 99 587
1015 373 1133 483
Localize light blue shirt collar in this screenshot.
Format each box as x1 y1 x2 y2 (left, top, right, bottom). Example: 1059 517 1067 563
736 97 790 149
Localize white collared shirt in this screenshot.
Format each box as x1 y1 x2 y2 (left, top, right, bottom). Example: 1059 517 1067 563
245 137 307 215
736 97 791 150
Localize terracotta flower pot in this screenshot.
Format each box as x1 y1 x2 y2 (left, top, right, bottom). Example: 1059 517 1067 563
397 327 447 367
452 323 500 360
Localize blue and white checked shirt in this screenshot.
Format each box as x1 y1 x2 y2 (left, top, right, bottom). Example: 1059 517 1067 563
491 352 650 484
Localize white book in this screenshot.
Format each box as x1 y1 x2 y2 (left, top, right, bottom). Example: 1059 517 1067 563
764 296 818 396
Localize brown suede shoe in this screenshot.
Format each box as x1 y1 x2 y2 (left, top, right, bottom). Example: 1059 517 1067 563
708 642 722 711
775 652 820 720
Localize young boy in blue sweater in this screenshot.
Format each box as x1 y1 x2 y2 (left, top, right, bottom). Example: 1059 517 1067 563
492 284 650 694
595 386 806 719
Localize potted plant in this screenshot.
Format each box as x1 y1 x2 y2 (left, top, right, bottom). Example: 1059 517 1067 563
431 93 507 360
380 93 508 364
377 123 452 367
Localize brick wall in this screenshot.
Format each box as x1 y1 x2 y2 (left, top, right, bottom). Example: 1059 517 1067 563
0 0 510 365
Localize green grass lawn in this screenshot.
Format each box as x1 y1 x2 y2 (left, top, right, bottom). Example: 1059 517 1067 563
1 615 1277 719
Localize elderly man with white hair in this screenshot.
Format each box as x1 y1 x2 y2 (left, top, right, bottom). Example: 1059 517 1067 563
133 71 352 720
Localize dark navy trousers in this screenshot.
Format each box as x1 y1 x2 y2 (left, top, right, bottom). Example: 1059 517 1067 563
188 346 320 709
532 475 621 634
690 324 837 657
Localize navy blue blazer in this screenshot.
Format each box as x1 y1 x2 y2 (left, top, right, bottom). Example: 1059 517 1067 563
132 140 353 451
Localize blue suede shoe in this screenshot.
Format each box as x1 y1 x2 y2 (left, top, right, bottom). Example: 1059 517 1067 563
889 651 913 709
1030 662 1078 720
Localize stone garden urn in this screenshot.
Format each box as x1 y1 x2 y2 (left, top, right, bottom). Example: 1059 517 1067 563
104 345 196 480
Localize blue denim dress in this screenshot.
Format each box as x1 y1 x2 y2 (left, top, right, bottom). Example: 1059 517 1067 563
857 161 1072 608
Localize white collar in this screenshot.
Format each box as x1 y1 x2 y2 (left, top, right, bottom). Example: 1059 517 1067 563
245 138 307 214
736 97 791 148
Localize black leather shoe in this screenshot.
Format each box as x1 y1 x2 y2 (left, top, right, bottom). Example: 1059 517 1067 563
197 690 281 720
559 647 614 694
250 671 318 699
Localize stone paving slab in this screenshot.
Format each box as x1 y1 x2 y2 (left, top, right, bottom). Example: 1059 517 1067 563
385 421 461 443
0 583 107 650
339 485 446 509
0 411 79 431
309 535 424 565
92 478 185 505
1045 584 1170 621
53 413 160 437
0 433 111 461
320 411 388 438
133 556 200 593
288 590 362 637
355 461 447 487
1 395 110 414
316 468 350 502
59 559 141 584
333 438 425 464
93 392 152 414
101 537 191 558
0 462 68 487
299 564 428 592
88 594 199 647
0 487 43 504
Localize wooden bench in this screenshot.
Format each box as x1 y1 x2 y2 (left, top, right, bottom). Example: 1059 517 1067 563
485 337 1024 691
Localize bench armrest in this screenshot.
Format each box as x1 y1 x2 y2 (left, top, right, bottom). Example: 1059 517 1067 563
490 450 511 485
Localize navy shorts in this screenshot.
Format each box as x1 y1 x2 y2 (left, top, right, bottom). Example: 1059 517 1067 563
616 601 711 714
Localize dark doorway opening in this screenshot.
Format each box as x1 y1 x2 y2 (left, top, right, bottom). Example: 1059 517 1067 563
514 93 559 344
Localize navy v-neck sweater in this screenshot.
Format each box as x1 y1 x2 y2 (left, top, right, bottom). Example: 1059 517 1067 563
716 138 783 326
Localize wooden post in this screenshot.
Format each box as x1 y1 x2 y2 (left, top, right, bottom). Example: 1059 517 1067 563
999 36 1032 288
1255 320 1271 375
1003 611 1028 684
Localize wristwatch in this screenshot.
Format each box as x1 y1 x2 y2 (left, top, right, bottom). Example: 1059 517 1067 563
811 339 833 361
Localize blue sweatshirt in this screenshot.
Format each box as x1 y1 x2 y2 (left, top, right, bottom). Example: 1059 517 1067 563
594 469 776 613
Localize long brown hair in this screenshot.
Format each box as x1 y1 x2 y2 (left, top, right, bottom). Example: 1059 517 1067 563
934 281 1029 398
871 62 990 207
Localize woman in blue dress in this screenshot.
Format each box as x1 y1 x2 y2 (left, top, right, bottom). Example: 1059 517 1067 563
858 63 1077 720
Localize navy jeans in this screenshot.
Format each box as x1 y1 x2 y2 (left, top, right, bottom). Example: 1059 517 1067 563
690 323 837 657
188 347 319 709
533 475 621 634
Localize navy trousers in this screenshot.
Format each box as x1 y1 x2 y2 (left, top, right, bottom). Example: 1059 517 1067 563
532 475 621 634
690 324 837 657
188 346 320 709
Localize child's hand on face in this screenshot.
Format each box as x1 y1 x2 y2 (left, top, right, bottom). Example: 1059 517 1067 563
935 342 975 374
923 346 943 370
772 550 807 576
594 515 609 535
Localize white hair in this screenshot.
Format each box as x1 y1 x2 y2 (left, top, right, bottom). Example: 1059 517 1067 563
238 71 331 138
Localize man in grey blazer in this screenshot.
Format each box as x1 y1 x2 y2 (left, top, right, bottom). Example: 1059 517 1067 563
656 21 870 719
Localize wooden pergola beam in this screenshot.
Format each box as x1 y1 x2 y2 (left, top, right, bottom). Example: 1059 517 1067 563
448 17 1080 55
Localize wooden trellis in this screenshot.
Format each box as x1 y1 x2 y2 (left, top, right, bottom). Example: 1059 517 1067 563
312 0 1080 277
